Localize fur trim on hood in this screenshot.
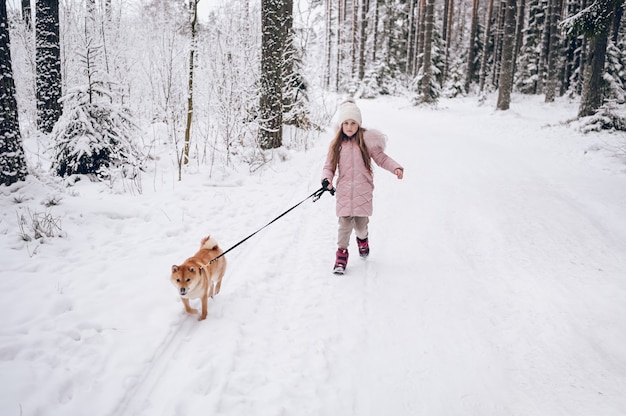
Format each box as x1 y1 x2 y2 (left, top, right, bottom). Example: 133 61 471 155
363 129 387 151
329 124 388 151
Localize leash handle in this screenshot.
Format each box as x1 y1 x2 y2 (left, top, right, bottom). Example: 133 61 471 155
314 180 335 201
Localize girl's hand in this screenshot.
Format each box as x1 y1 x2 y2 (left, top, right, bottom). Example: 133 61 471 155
395 168 404 180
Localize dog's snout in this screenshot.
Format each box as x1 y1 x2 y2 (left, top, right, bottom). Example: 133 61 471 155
179 288 187 295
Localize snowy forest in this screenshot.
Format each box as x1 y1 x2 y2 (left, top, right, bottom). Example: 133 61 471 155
1 0 626 186
2 2 626 414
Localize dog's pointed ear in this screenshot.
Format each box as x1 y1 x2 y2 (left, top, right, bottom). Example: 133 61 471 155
189 266 196 273
172 265 179 273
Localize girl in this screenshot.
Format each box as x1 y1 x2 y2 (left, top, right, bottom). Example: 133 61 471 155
321 99 404 274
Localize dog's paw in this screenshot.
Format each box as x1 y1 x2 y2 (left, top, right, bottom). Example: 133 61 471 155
185 308 198 315
198 314 207 321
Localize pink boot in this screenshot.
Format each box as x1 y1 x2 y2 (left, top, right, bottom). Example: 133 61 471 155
356 237 369 258
333 248 349 274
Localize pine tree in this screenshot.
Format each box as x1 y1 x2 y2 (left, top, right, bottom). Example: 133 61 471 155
1 0 28 185
281 0 311 129
563 0 625 117
605 39 626 103
516 0 548 94
50 17 142 180
561 0 585 96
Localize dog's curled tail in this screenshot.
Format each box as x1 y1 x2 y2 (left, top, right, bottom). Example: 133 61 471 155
200 235 220 250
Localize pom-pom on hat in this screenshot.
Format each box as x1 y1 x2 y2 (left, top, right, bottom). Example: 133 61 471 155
337 98 362 126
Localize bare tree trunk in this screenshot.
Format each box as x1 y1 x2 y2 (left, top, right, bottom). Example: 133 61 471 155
412 0 424 76
544 0 562 102
259 0 284 149
358 0 368 81
491 1 506 88
577 0 588 96
512 0 525 76
104 0 112 22
324 0 332 88
1 0 28 185
579 34 609 116
281 0 297 121
443 0 450 43
373 0 380 63
496 0 517 110
465 0 480 92
479 0 494 92
183 0 198 166
335 0 342 91
444 0 454 82
407 0 417 75
611 1 623 43
578 0 620 117
416 0 435 103
416 0 427 70
21 0 31 29
351 0 357 79
537 0 551 93
36 0 62 134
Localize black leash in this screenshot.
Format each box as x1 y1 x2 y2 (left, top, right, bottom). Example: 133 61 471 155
206 183 334 265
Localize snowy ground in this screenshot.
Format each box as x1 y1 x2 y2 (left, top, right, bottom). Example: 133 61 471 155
1 94 626 416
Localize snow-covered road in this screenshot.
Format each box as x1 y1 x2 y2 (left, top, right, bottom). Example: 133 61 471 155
1 95 625 416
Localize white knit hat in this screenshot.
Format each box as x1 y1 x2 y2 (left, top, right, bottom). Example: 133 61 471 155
337 99 362 125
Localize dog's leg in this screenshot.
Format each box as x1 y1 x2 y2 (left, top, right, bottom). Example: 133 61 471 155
181 298 198 315
214 267 226 296
199 293 208 321
214 277 222 296
208 280 215 298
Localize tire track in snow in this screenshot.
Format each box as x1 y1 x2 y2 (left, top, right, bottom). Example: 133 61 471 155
112 316 196 416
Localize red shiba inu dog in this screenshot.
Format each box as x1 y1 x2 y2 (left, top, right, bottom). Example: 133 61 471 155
171 236 227 321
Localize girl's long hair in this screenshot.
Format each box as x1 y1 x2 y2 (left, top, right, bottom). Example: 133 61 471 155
328 126 372 173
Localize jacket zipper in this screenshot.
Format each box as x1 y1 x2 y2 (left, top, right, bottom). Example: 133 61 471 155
350 140 355 214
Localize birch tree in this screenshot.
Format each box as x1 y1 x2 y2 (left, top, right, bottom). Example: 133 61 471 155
183 0 198 166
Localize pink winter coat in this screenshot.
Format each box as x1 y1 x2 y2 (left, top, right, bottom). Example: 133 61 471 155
321 129 403 217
